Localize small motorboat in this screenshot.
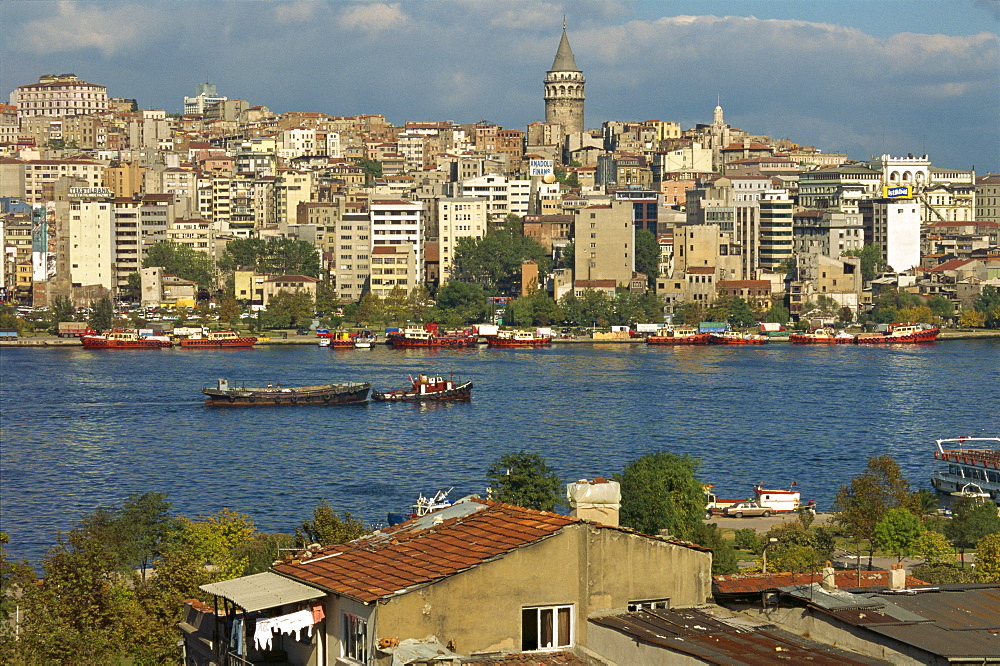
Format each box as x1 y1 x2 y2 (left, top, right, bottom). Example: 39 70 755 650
354 330 377 348
387 488 454 526
371 374 472 402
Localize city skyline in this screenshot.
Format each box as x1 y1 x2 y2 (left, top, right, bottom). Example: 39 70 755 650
1 0 998 172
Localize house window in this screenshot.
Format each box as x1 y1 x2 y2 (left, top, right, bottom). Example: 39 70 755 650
628 598 670 612
342 612 368 663
522 605 572 651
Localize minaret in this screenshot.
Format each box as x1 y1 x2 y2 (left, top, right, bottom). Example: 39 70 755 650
544 22 585 135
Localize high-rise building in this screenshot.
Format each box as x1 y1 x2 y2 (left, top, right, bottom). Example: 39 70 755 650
10 74 109 118
544 26 585 136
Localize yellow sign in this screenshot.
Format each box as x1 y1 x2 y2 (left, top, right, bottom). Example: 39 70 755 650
883 185 912 199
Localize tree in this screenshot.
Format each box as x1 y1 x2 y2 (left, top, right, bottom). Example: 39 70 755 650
450 220 551 296
78 492 178 582
842 245 886 283
217 294 241 325
219 237 321 278
120 272 141 303
260 289 314 329
486 451 563 512
634 229 661 287
927 295 954 321
691 524 739 575
975 533 1000 581
727 297 756 328
959 308 986 328
295 500 369 547
777 256 797 277
434 281 490 324
88 295 114 332
143 240 215 288
913 529 954 565
874 508 923 563
944 497 1000 564
615 451 704 540
559 242 575 270
357 158 382 183
673 301 703 327
47 294 77 333
504 290 562 327
761 521 836 573
406 286 433 322
833 455 917 568
972 285 1000 328
763 305 790 324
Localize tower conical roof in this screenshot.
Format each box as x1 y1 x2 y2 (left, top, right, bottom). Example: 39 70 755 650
550 28 579 72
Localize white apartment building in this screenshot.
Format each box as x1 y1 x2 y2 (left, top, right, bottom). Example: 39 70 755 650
370 200 424 284
437 198 488 282
11 74 109 118
793 208 865 258
451 175 532 218
862 198 921 273
278 127 317 160
397 132 427 172
66 195 113 290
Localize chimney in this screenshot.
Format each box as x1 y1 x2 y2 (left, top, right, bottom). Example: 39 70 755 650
821 561 837 591
567 477 620 527
889 562 906 591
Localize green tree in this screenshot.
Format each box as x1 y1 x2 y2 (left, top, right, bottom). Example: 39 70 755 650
219 237 320 278
727 296 756 328
733 528 761 552
927 295 954 321
673 301 703 327
434 281 490 324
975 532 1000 581
357 158 382 183
260 289 314 329
763 304 790 324
295 500 369 547
761 521 836 573
615 451 704 540
944 498 1000 565
451 219 551 296
406 285 433 321
559 242 575 270
88 295 115 332
913 529 954 565
833 455 918 568
874 508 923 562
217 294 241 325
691 523 739 575
842 244 886 283
314 281 339 318
777 255 797 277
143 240 215 288
48 294 77 333
972 285 1000 328
634 229 661 287
705 297 732 324
78 492 178 582
959 308 986 328
486 451 563 512
355 291 385 325
504 290 562 327
120 272 141 303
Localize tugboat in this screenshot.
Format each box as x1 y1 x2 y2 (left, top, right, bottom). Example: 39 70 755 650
788 327 855 344
386 323 476 348
326 330 355 349
708 331 769 345
646 326 710 345
179 330 257 348
485 329 552 348
202 378 370 406
855 322 940 344
371 374 472 402
82 329 173 349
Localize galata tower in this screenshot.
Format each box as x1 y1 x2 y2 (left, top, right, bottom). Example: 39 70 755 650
544 24 585 135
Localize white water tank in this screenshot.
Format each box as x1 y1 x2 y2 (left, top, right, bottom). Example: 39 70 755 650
567 478 621 527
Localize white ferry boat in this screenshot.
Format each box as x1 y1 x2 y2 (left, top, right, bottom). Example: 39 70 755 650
931 437 1000 504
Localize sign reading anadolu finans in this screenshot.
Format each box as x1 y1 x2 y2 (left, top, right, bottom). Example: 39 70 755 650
68 187 113 198
529 159 554 176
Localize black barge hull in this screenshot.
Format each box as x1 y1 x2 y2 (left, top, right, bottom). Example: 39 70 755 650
203 383 370 406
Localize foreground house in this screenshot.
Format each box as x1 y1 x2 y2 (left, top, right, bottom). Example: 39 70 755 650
181 498 712 664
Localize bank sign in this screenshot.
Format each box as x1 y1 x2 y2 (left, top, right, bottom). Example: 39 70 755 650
529 159 554 176
69 187 113 198
883 185 912 199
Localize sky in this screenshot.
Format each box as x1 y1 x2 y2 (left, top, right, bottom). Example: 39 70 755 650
2 0 998 172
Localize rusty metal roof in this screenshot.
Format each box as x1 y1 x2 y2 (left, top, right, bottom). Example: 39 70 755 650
713 571 927 596
589 606 884 665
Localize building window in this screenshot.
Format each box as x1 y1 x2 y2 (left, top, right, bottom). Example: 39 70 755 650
342 612 367 663
522 605 572 651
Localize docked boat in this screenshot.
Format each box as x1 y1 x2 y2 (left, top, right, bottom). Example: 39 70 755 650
371 374 472 402
386 323 476 348
931 436 1000 503
485 329 552 348
387 488 454 526
646 326 710 345
81 329 173 349
202 378 370 406
179 330 257 348
855 322 940 344
326 330 355 349
708 331 769 345
353 330 377 348
788 327 855 344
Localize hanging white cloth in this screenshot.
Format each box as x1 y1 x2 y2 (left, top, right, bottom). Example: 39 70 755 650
253 609 317 650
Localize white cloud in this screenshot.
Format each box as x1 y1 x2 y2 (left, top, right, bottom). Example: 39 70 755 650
273 1 320 24
14 1 161 57
338 2 407 34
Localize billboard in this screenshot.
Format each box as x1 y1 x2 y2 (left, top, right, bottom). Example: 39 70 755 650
529 159 554 176
883 185 912 199
69 187 113 199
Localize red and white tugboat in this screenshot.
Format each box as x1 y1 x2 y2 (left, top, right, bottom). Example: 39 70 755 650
386 323 476 348
708 331 769 345
82 329 173 349
179 330 257 348
485 329 552 348
854 322 939 344
788 327 855 344
371 374 473 402
646 326 710 345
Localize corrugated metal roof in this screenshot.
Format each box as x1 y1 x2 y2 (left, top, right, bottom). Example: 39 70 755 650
200 571 323 612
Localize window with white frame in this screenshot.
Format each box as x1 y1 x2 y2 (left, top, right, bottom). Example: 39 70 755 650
521 604 572 651
342 612 368 662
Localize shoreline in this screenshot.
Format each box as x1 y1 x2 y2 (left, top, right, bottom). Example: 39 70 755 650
2 329 998 347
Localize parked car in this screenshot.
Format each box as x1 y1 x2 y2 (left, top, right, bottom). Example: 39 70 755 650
721 501 772 518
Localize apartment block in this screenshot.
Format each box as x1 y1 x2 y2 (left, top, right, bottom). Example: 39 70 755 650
437 197 488 282
370 200 424 285
573 200 634 287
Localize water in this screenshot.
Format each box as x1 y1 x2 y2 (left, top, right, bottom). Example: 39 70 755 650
2 340 998 564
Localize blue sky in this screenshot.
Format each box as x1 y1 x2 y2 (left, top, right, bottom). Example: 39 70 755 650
2 0 998 172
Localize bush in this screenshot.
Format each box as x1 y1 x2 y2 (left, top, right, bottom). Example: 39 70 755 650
734 528 761 552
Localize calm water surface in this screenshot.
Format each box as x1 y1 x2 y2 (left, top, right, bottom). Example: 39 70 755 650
2 340 998 564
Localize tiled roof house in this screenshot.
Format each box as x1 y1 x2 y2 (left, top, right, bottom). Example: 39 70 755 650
185 498 712 665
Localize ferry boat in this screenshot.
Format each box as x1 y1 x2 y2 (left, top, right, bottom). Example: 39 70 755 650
485 329 552 348
371 374 472 402
386 323 476 349
202 378 370 406
179 330 257 348
646 326 710 345
788 327 855 344
81 329 173 349
931 436 1000 503
854 322 940 344
708 331 769 345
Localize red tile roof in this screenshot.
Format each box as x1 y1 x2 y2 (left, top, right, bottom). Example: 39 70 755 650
687 267 715 275
929 258 976 272
713 570 927 595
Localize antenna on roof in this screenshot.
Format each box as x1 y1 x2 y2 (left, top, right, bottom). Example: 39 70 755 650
563 15 566 30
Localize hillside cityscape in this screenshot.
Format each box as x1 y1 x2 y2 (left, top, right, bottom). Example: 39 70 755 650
0 25 998 331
